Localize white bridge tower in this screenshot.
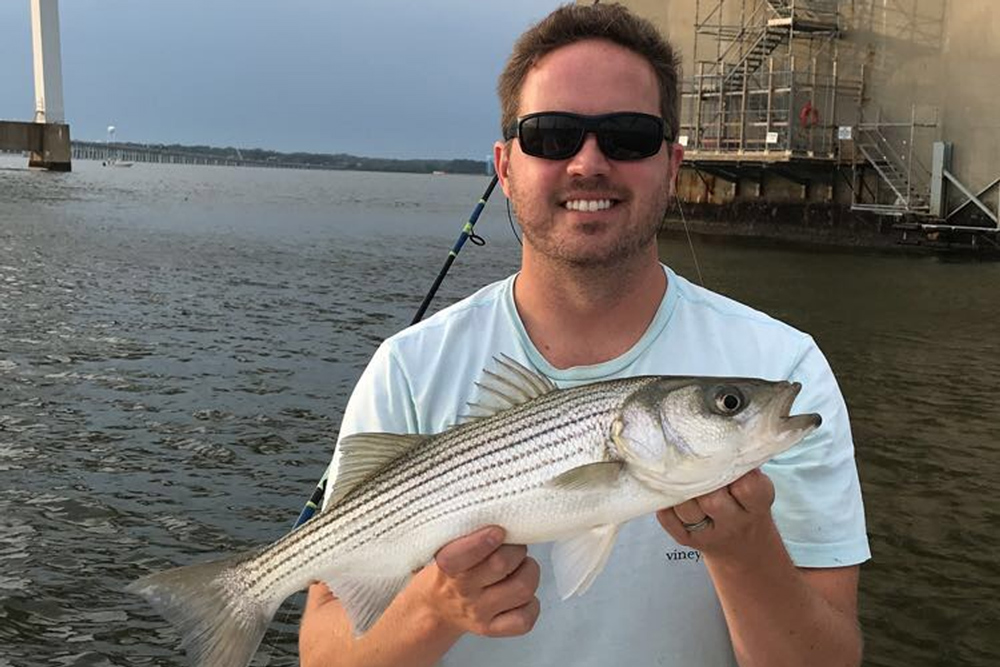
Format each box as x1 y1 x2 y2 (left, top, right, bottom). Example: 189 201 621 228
32 0 66 124
0 0 71 171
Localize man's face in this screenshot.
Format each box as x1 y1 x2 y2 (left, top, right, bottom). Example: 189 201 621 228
495 39 683 269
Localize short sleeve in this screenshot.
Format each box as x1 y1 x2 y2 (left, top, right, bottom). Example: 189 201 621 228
321 342 418 509
764 336 871 567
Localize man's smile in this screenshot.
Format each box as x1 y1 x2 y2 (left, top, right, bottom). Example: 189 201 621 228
562 198 618 212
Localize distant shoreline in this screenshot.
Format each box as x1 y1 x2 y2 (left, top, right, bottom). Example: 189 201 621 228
62 140 491 175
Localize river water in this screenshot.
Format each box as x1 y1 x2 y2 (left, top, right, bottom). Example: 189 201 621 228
1 155 997 666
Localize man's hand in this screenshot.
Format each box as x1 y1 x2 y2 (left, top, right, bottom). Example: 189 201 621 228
657 468 863 667
656 468 775 555
418 525 541 637
300 526 540 667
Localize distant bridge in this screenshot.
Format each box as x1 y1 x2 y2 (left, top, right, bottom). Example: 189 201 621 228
70 141 327 170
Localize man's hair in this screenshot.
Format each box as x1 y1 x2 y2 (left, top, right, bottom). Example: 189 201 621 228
497 3 680 141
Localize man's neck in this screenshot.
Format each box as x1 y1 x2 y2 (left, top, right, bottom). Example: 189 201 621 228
514 248 667 370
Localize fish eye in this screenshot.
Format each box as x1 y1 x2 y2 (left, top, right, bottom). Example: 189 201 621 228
712 387 745 415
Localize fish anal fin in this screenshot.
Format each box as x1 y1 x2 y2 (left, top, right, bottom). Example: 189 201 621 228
327 573 411 636
329 433 427 507
551 524 621 599
547 461 624 492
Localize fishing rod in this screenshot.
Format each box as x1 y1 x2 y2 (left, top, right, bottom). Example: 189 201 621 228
292 173 501 530
412 175 499 324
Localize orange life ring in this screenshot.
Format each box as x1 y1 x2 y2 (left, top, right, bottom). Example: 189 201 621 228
799 101 821 128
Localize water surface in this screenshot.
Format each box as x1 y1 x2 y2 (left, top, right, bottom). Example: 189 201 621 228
1 155 997 666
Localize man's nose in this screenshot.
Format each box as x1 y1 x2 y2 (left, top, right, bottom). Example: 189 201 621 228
567 133 610 177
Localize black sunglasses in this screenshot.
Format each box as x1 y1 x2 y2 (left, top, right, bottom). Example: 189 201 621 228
504 111 670 161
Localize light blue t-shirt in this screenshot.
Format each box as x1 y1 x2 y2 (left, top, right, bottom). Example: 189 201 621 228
324 265 870 666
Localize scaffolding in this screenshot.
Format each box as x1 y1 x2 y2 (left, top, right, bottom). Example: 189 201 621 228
674 0 999 248
681 0 860 164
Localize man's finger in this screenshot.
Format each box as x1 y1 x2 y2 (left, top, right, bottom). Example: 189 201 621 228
435 525 505 576
486 597 541 637
478 555 540 609
672 498 708 526
465 544 529 589
305 582 337 611
656 507 693 543
697 485 740 518
728 468 774 512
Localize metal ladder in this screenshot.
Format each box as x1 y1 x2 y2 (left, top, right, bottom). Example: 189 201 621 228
854 125 930 213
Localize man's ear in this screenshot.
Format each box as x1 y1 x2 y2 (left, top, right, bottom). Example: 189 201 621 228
494 140 512 197
667 142 685 192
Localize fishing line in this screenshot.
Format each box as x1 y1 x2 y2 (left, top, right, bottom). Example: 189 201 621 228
674 192 705 286
506 198 523 246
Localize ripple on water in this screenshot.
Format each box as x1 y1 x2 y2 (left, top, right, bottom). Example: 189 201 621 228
0 514 35 594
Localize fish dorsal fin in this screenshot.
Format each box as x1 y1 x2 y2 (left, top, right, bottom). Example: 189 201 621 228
459 354 558 423
551 523 622 599
328 433 427 507
326 573 412 635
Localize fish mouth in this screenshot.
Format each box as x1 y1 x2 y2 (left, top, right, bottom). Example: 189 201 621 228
772 381 822 435
732 381 823 471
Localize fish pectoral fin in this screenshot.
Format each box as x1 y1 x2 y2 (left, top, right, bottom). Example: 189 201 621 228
327 573 411 636
546 461 625 492
551 524 621 599
329 433 428 507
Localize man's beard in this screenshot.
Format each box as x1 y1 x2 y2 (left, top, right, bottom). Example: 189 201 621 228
509 175 671 269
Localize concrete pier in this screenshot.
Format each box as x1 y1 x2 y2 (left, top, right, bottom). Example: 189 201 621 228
0 120 72 171
29 122 71 171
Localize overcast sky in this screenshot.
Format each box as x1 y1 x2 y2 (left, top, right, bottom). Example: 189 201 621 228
0 0 565 159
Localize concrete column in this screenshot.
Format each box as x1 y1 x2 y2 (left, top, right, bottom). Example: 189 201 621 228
28 0 70 170
31 0 66 123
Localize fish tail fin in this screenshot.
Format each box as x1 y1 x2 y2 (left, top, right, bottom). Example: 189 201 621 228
127 549 274 667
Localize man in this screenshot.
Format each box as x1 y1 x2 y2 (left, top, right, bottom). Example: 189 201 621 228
300 4 869 666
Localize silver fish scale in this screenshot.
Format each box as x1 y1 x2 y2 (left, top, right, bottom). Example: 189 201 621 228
246 376 661 599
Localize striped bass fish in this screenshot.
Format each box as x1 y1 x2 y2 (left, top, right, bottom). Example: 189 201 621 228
128 356 821 667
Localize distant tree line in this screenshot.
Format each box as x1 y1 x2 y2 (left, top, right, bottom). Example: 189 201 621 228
115 142 488 175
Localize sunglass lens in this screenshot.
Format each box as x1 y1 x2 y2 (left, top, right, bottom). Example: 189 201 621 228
598 115 664 160
519 115 584 159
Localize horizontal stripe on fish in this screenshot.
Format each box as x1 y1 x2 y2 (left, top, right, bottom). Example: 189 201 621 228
256 387 630 560
250 400 620 595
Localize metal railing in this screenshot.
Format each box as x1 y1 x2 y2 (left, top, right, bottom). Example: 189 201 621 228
851 107 937 214
768 0 841 25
